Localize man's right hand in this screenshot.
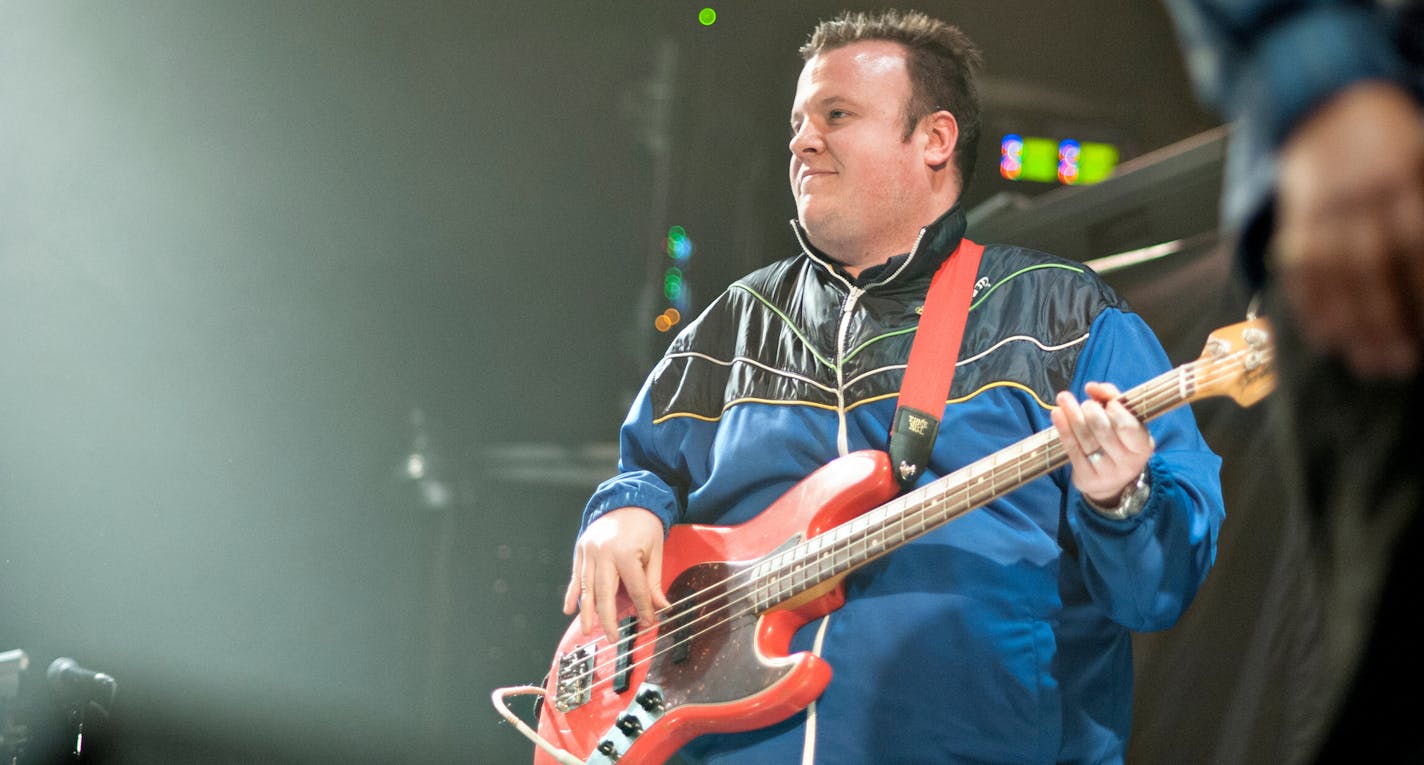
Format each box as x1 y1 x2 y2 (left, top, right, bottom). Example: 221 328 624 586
562 506 671 646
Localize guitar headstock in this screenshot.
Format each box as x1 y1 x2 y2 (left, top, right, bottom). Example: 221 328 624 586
1194 317 1277 407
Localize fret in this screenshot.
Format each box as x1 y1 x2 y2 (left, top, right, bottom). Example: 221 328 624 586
907 498 929 536
989 451 1010 498
812 544 831 582
817 541 831 580
886 503 907 547
916 497 937 533
751 559 771 612
772 549 793 603
901 500 917 535
786 548 802 588
803 537 820 579
853 522 869 570
834 529 850 575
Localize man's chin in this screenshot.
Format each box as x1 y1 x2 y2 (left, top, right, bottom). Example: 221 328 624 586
798 218 850 253
796 204 834 232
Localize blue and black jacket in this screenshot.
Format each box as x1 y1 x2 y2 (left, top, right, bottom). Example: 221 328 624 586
579 204 1225 763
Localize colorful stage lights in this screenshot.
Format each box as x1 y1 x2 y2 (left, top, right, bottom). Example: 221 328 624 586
658 225 693 332
1000 134 1119 185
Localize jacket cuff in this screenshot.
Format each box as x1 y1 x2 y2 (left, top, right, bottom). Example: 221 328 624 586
580 470 682 535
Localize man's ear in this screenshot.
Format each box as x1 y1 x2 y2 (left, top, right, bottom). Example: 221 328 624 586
923 110 959 169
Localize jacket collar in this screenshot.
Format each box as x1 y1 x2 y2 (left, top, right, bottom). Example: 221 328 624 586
790 202 968 289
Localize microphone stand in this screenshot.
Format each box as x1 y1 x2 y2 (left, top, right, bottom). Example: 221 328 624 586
48 660 116 763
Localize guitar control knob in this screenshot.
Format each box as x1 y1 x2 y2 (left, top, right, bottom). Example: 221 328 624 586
616 714 643 737
636 688 665 713
596 739 620 760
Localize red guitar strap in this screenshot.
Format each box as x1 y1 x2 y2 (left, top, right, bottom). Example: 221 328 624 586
888 238 985 490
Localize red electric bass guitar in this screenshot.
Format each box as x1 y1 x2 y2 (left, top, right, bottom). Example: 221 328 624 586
492 317 1276 764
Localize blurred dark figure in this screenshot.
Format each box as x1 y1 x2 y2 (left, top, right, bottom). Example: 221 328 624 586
1163 1 1424 762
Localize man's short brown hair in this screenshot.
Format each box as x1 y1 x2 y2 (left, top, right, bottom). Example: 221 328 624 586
801 9 984 188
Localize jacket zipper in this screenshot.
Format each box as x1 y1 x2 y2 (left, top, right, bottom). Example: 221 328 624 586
791 221 931 457
833 286 864 456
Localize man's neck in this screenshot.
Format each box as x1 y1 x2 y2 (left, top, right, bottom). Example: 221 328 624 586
808 196 961 276
819 234 922 278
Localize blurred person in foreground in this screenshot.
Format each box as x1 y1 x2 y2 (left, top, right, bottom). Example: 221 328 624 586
1165 1 1424 761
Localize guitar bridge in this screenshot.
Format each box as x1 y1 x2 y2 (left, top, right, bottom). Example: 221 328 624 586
553 642 596 712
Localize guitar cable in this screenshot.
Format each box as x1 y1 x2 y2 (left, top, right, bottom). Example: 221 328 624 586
491 684 586 764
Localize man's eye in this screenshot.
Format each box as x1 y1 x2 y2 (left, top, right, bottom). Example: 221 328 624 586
828 110 848 120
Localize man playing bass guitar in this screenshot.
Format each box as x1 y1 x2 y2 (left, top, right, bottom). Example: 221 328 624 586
563 10 1225 763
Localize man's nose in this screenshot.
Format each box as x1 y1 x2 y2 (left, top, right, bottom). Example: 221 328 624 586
789 121 823 154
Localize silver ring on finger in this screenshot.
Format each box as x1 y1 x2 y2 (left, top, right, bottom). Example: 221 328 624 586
1087 449 1104 465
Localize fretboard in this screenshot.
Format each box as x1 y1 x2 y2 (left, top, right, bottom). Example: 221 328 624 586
748 360 1201 612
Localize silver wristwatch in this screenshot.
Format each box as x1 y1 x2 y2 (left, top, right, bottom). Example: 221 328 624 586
1086 469 1151 521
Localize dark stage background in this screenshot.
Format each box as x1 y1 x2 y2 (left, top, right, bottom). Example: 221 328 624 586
1 2 1313 763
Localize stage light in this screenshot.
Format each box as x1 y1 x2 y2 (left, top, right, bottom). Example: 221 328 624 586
664 267 684 301
1019 137 1059 183
1058 139 1081 185
654 308 682 333
661 225 693 315
1000 134 1023 180
666 225 693 260
1077 142 1120 185
699 7 717 26
1000 134 1119 185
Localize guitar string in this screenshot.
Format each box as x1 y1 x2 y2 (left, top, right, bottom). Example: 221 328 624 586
556 346 1267 700
555 346 1264 700
555 345 1270 702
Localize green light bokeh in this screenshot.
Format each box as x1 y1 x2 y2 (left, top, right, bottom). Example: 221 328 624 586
1019 137 1058 183
698 7 717 26
1078 142 1121 184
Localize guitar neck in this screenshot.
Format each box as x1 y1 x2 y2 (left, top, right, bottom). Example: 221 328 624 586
750 359 1207 611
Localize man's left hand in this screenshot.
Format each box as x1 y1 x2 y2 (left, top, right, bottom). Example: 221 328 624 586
1051 382 1154 507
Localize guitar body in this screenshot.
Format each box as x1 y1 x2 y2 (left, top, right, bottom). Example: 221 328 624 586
533 450 899 764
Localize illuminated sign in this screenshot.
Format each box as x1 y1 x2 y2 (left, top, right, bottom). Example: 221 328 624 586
1000 134 1119 185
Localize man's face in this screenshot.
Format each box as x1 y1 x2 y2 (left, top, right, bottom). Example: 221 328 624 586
789 40 930 260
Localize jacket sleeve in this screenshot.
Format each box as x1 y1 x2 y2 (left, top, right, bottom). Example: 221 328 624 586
577 365 691 536
1062 308 1226 631
1162 0 1410 283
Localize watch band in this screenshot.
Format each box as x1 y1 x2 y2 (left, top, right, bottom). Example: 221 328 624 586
1085 469 1151 521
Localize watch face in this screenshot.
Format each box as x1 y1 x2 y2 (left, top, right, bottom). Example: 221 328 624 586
1120 475 1151 516
1085 471 1149 520
1096 472 1150 520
